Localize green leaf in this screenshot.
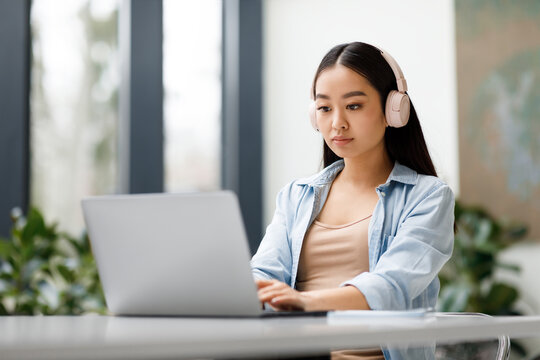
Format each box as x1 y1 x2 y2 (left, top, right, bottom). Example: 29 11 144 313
37 279 59 310
16 300 39 315
56 264 75 283
475 241 500 254
505 224 528 240
0 240 14 259
495 262 520 273
482 283 519 315
0 300 7 315
21 208 47 247
463 252 494 280
0 272 15 282
21 259 45 283
473 218 493 245
438 282 473 312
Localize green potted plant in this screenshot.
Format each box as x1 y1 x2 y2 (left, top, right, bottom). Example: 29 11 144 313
436 201 529 358
0 207 106 315
438 201 527 315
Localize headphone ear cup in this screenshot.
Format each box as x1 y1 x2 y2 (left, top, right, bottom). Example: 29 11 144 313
385 91 410 128
309 102 318 131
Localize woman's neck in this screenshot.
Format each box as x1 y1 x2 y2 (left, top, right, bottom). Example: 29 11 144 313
338 150 394 191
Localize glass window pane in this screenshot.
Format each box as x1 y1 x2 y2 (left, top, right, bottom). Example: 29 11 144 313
30 0 119 234
163 0 222 192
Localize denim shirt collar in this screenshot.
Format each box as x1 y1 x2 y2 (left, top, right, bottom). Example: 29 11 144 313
295 159 418 188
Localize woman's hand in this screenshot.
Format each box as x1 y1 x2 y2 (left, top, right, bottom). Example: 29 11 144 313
255 279 371 312
255 279 309 311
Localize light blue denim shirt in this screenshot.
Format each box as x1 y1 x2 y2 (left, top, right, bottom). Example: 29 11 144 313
251 159 455 312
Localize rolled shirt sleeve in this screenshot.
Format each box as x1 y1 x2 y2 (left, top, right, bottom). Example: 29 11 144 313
342 183 455 310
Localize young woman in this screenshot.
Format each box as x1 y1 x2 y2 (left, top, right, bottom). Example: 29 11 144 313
250 42 455 359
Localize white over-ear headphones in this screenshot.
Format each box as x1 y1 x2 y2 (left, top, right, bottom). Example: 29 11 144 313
309 46 410 131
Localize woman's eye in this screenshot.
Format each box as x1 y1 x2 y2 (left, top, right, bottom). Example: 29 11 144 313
317 106 331 113
347 104 362 110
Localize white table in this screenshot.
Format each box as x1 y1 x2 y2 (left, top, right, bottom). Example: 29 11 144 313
1 313 540 359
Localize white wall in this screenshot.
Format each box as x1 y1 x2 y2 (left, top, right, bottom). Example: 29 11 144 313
263 0 458 225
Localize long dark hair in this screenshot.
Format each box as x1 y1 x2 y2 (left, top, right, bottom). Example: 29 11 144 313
312 42 437 178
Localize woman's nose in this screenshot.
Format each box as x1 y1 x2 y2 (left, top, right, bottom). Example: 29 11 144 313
332 109 348 129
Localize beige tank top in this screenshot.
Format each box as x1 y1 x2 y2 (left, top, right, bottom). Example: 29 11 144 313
296 215 384 360
296 215 372 292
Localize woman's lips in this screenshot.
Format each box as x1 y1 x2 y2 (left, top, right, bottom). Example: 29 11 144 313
332 138 353 146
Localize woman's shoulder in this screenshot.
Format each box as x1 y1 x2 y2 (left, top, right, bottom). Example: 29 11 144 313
392 162 454 202
388 164 455 224
415 172 450 191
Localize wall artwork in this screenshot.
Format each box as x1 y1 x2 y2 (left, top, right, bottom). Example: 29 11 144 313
456 1 540 238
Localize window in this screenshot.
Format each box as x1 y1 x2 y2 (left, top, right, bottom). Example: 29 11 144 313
30 0 119 234
30 0 223 234
163 0 222 192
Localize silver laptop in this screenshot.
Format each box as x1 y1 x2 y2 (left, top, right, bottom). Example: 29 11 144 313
82 191 267 317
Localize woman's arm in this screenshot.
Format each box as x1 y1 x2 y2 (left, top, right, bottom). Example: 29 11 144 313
251 183 296 284
256 279 370 311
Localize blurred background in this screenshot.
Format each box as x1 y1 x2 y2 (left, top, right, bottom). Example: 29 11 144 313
0 0 539 356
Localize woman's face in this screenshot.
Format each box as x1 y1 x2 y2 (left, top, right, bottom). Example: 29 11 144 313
314 64 387 160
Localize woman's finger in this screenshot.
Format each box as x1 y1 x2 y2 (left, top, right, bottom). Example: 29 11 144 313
258 288 290 303
255 278 276 289
258 285 304 306
258 284 296 302
270 295 305 311
257 282 288 298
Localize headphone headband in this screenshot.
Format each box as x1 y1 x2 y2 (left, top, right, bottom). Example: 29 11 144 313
378 49 408 93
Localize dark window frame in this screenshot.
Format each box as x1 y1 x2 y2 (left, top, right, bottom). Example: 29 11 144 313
0 0 31 237
118 0 164 194
222 0 263 254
